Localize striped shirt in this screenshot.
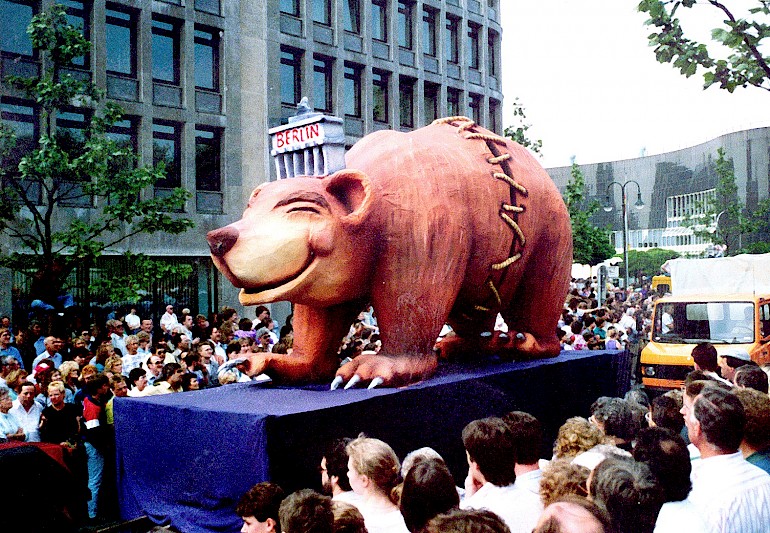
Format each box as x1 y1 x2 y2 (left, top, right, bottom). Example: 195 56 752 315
687 451 770 533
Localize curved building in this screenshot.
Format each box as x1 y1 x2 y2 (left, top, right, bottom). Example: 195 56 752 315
546 127 770 257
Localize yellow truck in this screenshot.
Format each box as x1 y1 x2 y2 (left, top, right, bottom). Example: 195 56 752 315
640 254 770 391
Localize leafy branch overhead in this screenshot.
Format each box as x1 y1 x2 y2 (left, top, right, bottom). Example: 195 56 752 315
503 98 543 155
0 4 194 305
638 0 770 92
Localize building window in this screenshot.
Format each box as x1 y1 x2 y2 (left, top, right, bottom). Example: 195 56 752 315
423 82 438 124
0 0 35 57
280 0 300 17
397 1 413 50
105 6 136 77
194 27 220 91
372 0 387 42
488 98 499 133
152 17 181 85
399 77 414 128
313 0 331 26
343 62 362 117
313 56 333 113
372 69 389 123
344 0 360 34
422 7 437 57
280 48 302 106
488 30 498 77
106 116 138 175
445 16 459 63
62 0 90 68
467 23 480 70
194 0 220 15
468 93 481 123
195 127 221 192
0 98 40 204
447 88 461 117
56 110 91 207
153 121 182 189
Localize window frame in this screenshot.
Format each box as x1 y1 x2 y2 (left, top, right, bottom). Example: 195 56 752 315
313 55 333 113
371 0 388 43
343 62 362 118
194 126 222 193
0 0 37 59
280 47 303 107
105 5 137 78
398 76 414 128
194 26 220 92
343 0 361 34
151 16 182 86
397 1 413 50
312 0 332 26
467 22 480 70
445 15 459 64
422 7 437 57
152 120 182 190
372 68 390 123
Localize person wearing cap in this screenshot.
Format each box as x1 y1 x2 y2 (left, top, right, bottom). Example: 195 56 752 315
718 348 756 384
254 327 273 353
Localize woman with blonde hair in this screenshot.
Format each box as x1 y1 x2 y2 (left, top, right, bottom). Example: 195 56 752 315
104 355 123 377
346 437 408 533
553 417 609 460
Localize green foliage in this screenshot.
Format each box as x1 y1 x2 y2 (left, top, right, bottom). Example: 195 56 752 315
638 0 770 92
88 253 194 305
622 248 681 280
0 5 194 305
503 97 543 155
564 163 616 265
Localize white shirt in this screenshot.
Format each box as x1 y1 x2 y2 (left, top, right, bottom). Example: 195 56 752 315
654 499 712 533
461 482 525 532
124 312 141 330
507 469 545 533
333 490 364 509
357 505 408 533
9 400 43 442
159 312 178 332
687 451 770 533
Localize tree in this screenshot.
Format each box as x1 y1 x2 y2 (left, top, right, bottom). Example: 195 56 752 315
564 163 616 265
638 0 770 92
624 248 680 281
503 97 543 155
0 5 194 307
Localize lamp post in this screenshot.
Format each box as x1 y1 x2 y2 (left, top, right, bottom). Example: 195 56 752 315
604 180 645 290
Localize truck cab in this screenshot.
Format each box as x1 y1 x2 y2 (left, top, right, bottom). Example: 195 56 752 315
640 293 770 391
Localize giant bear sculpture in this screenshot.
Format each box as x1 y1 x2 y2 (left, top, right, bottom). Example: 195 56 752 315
207 117 572 388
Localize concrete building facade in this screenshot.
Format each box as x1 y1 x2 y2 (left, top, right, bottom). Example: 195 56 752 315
546 127 770 259
0 0 504 322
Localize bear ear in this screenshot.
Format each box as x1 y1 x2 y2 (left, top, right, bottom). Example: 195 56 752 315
324 169 373 227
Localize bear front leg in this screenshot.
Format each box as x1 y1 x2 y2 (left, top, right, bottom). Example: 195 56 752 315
245 302 361 383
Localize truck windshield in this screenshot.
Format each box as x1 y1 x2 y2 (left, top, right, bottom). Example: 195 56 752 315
653 301 754 344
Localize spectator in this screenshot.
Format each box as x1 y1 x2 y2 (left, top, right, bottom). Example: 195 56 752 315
590 397 635 451
121 335 143 375
346 436 408 533
181 373 200 391
10 381 42 441
500 411 545 533
682 382 770 532
533 496 608 533
320 438 361 507
144 363 184 395
460 417 518 530
82 373 113 519
236 481 285 533
633 427 708 532
648 394 684 434
717 348 756 384
538 459 590 507
588 456 663 533
103 355 123 378
732 387 770 474
690 342 731 385
553 417 608 460
331 501 367 533
0 385 24 442
39 380 83 452
127 368 149 398
0 328 23 369
734 365 769 394
159 305 178 335
399 457 459 532
32 336 63 368
424 509 511 533
279 489 333 533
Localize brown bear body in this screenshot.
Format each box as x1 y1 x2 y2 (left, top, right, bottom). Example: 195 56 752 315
207 118 572 387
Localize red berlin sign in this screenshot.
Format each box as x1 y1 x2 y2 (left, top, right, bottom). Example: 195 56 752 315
272 122 324 151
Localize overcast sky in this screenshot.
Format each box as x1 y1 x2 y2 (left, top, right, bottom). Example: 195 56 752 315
500 1 770 168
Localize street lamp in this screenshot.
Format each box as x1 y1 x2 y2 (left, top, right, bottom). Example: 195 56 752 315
603 180 645 290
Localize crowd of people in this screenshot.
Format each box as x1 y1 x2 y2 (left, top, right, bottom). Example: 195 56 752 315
3 276 770 532
234 352 770 533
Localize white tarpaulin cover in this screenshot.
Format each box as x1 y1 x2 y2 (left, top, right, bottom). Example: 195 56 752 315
669 253 770 295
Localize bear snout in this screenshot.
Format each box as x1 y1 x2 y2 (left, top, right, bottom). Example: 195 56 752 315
207 226 240 257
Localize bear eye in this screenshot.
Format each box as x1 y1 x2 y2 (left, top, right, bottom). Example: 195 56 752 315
287 205 321 215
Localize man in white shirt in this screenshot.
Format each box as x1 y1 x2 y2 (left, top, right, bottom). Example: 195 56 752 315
9 382 42 442
159 305 178 335
320 438 363 508
682 381 770 533
501 411 545 533
31 336 63 369
124 308 141 333
460 417 520 531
